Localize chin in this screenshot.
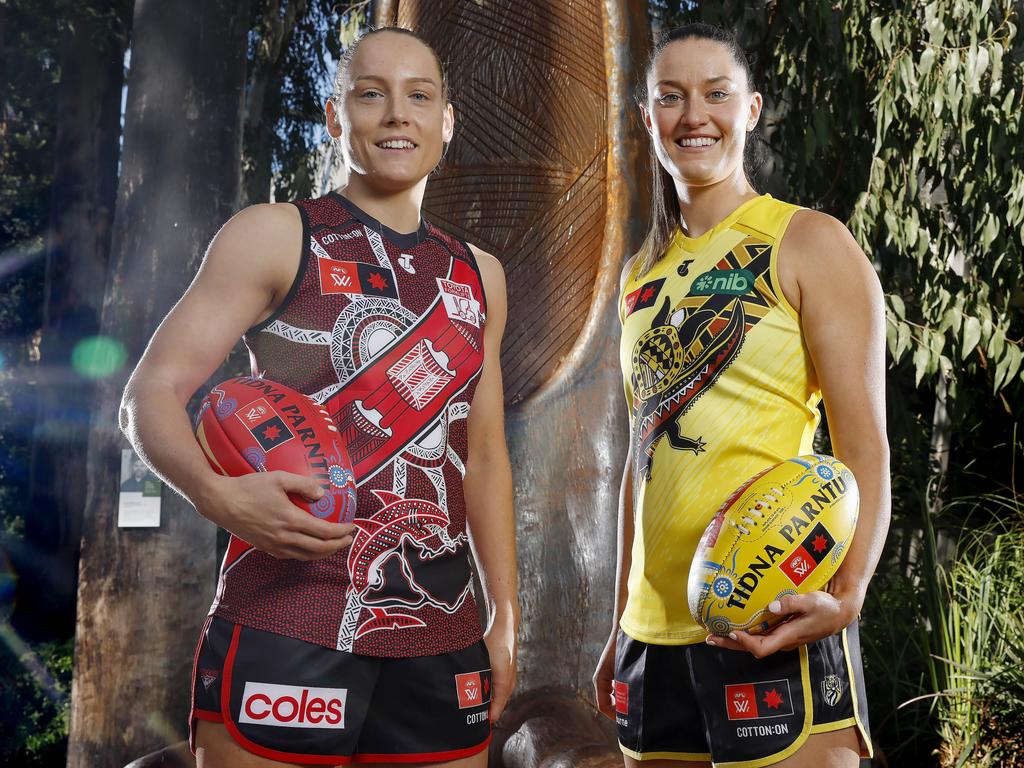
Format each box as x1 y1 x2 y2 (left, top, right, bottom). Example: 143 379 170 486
367 168 430 191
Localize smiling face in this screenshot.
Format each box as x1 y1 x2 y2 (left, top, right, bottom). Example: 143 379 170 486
643 37 762 190
326 31 453 193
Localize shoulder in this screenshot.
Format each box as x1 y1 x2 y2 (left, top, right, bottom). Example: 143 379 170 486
781 209 882 304
620 252 641 293
213 202 302 249
468 243 506 289
468 244 507 328
780 209 865 267
201 203 303 297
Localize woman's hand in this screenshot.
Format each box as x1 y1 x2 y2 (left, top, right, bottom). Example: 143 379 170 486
705 590 860 657
484 616 517 724
195 471 355 560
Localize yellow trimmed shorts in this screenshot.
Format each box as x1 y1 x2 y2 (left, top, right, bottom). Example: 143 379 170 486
613 622 871 767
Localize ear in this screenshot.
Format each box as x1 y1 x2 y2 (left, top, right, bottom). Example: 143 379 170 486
325 98 343 140
747 91 763 133
640 104 654 137
442 102 455 143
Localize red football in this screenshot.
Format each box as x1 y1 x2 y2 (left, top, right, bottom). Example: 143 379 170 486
194 376 357 523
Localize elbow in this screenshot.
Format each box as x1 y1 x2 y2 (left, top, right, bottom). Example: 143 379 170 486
835 433 890 470
119 374 140 438
118 391 132 438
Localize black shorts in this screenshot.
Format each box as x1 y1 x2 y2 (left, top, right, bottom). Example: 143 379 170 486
190 617 492 765
613 622 871 766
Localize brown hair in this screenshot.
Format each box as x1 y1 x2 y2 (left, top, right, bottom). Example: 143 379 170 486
635 23 764 276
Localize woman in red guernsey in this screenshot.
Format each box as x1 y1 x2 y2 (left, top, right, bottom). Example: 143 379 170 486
120 27 516 767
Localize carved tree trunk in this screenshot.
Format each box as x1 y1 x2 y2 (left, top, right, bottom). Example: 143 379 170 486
67 1 248 765
25 0 131 640
375 2 650 764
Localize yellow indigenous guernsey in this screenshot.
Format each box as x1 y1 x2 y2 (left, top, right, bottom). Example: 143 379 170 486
619 194 821 645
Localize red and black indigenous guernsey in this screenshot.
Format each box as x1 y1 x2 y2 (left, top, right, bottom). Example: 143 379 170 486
209 193 487 658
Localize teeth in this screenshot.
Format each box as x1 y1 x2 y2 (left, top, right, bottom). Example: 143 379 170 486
378 140 415 149
678 137 718 147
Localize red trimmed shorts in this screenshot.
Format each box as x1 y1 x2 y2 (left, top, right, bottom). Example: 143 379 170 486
190 617 492 765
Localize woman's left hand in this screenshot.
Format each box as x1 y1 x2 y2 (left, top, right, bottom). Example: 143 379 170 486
706 590 858 658
484 618 518 724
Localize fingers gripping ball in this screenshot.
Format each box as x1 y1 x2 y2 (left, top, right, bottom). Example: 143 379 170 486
687 455 858 636
194 376 358 523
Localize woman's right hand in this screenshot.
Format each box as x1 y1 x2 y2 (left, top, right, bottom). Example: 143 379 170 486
195 471 355 560
592 629 618 720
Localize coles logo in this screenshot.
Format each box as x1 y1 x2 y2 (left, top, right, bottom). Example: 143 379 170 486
239 682 346 729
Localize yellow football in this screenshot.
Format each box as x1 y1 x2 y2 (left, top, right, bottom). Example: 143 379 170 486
687 454 859 636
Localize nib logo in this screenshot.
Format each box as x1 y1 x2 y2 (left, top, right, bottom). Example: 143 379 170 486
455 670 492 709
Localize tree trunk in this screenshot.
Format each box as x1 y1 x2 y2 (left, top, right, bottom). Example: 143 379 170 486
22 0 131 640
67 1 248 764
376 1 650 764
241 0 307 207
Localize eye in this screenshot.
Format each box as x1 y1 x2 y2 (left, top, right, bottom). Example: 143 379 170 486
410 91 430 101
708 90 729 101
657 93 682 106
360 89 383 99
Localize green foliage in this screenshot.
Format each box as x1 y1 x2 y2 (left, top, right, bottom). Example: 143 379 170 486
0 632 73 767
0 1 61 251
846 3 1024 401
242 0 369 204
923 496 1024 767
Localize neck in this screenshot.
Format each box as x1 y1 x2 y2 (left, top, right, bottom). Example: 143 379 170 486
337 174 427 234
674 171 758 239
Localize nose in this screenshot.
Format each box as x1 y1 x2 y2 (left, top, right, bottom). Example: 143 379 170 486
384 95 409 126
680 96 709 128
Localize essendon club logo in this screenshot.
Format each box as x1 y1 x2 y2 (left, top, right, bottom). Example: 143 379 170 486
454 670 492 709
780 522 837 587
235 398 294 452
725 679 794 720
613 680 629 715
624 278 665 316
239 682 346 729
317 258 398 299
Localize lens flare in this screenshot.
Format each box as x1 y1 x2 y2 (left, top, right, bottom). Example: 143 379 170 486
72 336 126 379
0 548 15 621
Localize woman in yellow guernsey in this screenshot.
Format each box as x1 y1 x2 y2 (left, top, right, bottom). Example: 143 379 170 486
592 24 890 768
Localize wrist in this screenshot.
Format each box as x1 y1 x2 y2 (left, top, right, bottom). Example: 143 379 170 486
830 583 866 622
189 470 229 519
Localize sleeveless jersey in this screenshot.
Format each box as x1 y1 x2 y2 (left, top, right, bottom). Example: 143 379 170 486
210 192 487 658
618 194 821 645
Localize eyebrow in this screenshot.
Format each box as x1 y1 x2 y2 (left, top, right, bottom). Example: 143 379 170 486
354 75 439 86
655 76 735 88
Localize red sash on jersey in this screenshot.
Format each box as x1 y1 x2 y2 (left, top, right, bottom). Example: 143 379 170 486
322 256 483 484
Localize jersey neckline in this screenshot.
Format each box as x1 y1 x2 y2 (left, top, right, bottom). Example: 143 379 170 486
673 193 772 253
329 191 429 249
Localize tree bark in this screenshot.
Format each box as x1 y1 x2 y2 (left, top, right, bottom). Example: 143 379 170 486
67 1 248 764
22 0 131 640
376 0 650 764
